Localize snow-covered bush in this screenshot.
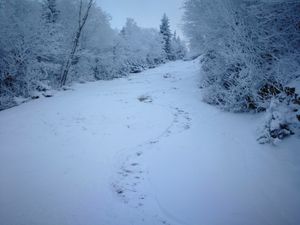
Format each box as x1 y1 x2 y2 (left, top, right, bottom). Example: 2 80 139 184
0 1 184 110
258 87 300 144
183 0 300 113
183 0 300 142
199 50 257 112
183 0 256 111
171 32 187 61
63 1 117 82
119 18 166 73
0 0 116 109
0 0 44 109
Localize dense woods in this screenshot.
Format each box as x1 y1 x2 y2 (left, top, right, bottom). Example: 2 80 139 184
0 0 186 111
1 0 299 144
183 0 300 143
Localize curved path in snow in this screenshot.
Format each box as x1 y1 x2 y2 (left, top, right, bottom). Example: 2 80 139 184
1 60 300 225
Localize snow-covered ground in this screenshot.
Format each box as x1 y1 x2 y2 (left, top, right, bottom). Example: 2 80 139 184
0 60 300 225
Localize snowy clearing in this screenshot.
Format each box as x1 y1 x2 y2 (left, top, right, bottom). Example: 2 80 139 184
1 60 300 225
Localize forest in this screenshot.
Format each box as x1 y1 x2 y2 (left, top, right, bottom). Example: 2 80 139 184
0 1 300 225
0 0 185 110
1 0 299 143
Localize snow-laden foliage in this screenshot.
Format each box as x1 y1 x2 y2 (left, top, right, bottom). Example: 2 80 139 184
160 15 186 61
258 87 300 144
171 32 187 61
0 0 113 109
0 1 186 110
183 0 300 112
119 18 165 73
160 14 172 60
0 0 44 109
183 0 300 141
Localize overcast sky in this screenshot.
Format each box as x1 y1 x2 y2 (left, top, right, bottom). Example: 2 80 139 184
96 0 185 38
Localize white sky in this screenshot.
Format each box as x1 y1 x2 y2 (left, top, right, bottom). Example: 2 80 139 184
95 0 185 38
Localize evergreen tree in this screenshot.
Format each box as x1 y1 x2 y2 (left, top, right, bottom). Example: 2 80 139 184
120 18 139 38
171 31 186 60
160 13 172 60
42 0 59 24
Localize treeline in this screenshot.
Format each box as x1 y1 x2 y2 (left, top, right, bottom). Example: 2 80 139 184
183 0 300 143
0 0 186 110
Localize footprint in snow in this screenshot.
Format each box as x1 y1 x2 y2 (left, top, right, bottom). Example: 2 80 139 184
163 73 172 79
136 151 143 156
138 95 153 103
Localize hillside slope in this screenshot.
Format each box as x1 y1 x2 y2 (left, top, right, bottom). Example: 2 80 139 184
0 60 300 225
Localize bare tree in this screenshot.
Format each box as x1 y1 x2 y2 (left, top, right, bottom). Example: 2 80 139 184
60 0 93 87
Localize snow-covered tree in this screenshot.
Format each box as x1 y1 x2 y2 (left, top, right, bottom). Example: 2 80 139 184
183 0 300 141
171 32 187 60
60 0 94 87
71 3 117 81
118 18 165 73
160 14 172 60
183 0 300 111
0 0 44 109
0 0 166 110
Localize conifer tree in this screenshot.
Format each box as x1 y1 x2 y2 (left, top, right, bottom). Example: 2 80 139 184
160 13 172 60
171 31 186 60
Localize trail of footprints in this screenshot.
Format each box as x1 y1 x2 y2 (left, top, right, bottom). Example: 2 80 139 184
169 107 192 135
111 97 192 223
112 153 146 207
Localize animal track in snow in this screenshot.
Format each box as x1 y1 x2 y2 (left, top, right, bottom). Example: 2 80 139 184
112 106 192 210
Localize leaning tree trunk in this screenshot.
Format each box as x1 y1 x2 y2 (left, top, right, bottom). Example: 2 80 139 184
60 0 93 87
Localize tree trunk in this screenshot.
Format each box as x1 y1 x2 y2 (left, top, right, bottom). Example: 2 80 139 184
60 0 93 87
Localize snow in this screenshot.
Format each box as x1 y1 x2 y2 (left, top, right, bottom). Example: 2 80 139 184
1 59 300 225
